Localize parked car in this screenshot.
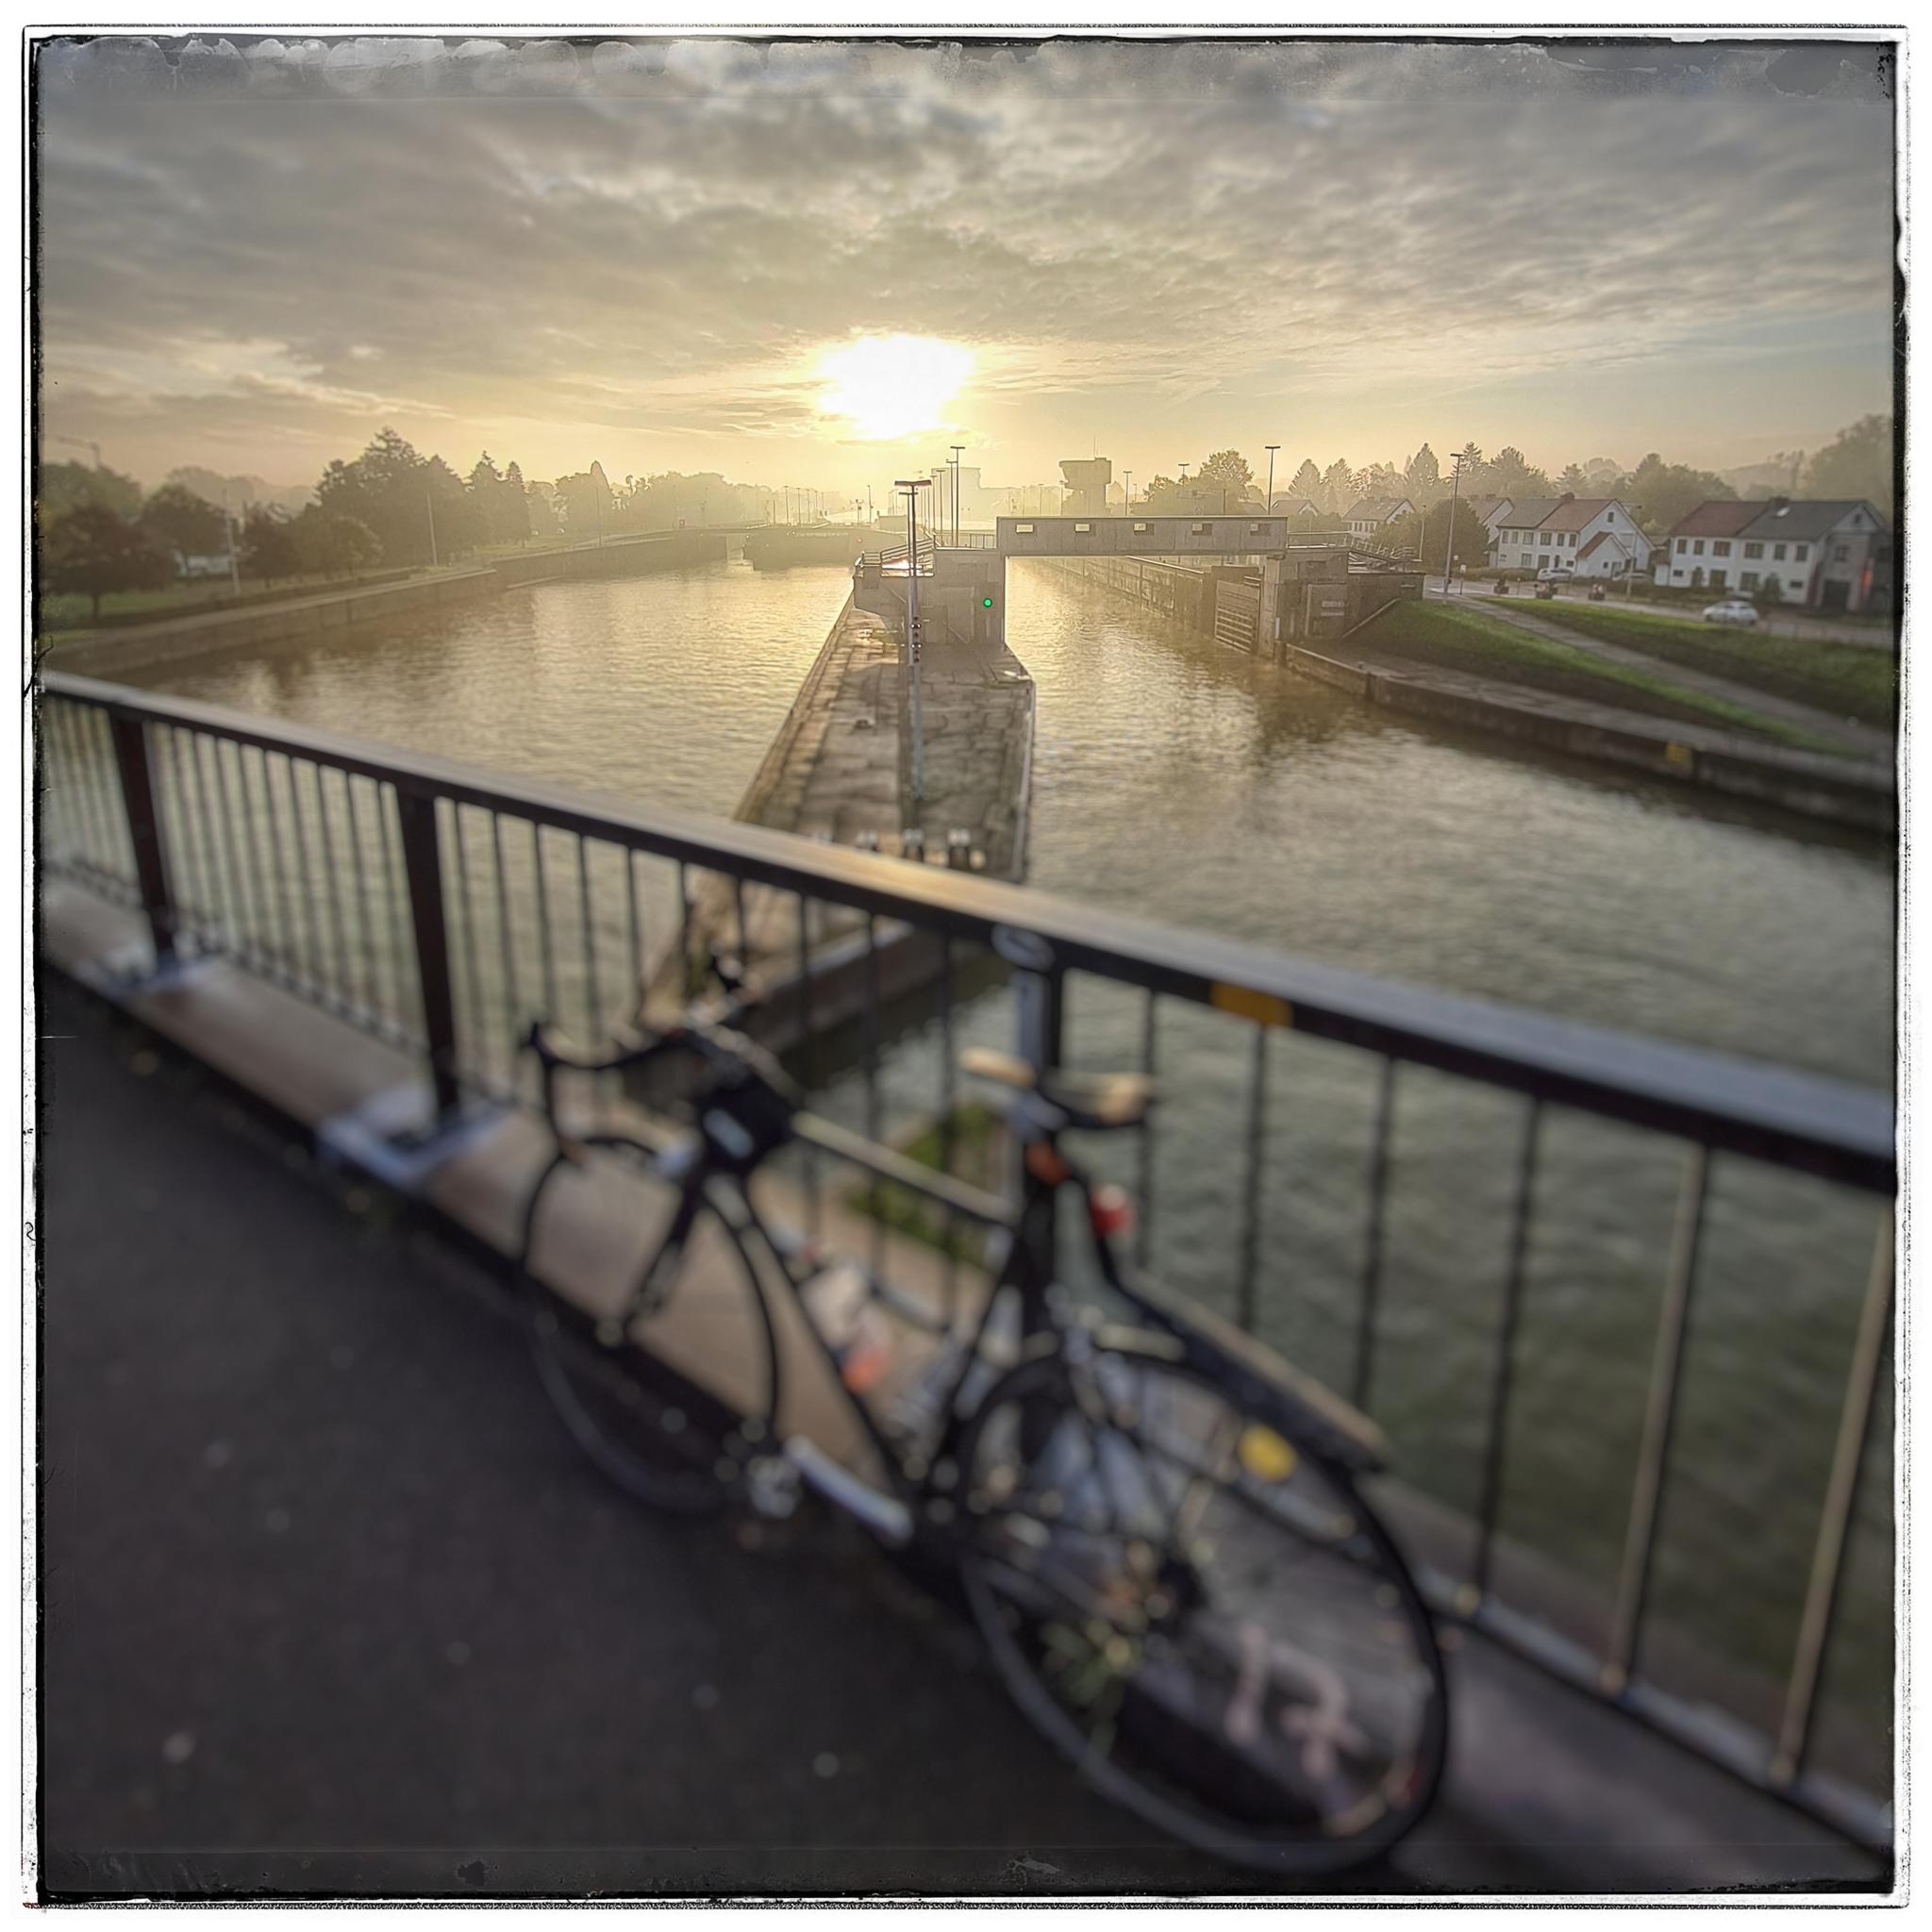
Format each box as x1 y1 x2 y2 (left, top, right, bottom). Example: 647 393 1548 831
1536 565 1574 583
1701 597 1759 627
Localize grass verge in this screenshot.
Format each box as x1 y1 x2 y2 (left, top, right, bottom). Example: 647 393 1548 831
1487 598 1897 728
1360 600 1853 754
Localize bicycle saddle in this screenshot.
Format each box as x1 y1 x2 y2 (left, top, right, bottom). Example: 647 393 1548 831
959 1047 1156 1131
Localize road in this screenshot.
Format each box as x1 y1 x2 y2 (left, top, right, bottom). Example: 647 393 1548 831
1423 577 1897 648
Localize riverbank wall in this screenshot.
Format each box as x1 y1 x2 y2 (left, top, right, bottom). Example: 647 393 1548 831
643 589 1036 1056
44 529 730 678
1285 636 1894 833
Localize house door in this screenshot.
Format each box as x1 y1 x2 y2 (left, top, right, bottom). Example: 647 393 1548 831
1707 569 1727 591
1821 578 1849 611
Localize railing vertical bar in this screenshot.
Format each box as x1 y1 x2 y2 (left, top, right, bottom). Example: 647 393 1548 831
677 860 694 1001
575 832 603 1041
341 774 383 1021
733 874 751 977
288 755 330 1005
72 705 124 885
212 734 268 974
231 741 284 979
1604 1144 1711 1690
307 760 354 1015
489 812 525 1098
1135 990 1158 1271
1235 1024 1269 1332
393 785 463 1122
796 891 822 1238
532 821 559 1024
1773 1213 1895 1783
449 803 489 1090
864 910 883 1279
45 703 96 875
1353 1057 1398 1411
258 749 305 989
1473 1099 1544 1603
153 726 206 944
938 930 958 1323
107 712 175 968
377 780 419 1043
625 844 645 1019
187 730 242 958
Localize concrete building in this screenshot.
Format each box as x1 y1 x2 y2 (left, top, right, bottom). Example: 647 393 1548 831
1059 458 1113 518
1343 495 1416 541
1654 498 1890 610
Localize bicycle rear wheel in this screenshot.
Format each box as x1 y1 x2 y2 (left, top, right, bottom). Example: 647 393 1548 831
517 1148 781 1514
953 1342 1446 1874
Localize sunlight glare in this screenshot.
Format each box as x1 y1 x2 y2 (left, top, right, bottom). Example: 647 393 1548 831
814 334 974 441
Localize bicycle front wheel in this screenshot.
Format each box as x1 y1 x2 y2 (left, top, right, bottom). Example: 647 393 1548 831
953 1343 1447 1874
517 1149 781 1514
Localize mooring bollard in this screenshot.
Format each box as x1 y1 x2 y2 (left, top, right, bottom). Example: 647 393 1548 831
901 826 926 864
947 828 972 871
855 829 879 854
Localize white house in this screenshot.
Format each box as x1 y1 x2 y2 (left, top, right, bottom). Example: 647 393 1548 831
1465 495 1513 557
1656 498 1891 610
1493 494 1651 577
1343 495 1416 541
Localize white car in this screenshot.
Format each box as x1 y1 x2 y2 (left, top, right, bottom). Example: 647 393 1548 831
1701 598 1759 626
1536 565 1574 582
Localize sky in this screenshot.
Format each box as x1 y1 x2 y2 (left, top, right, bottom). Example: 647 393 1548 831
34 34 1898 500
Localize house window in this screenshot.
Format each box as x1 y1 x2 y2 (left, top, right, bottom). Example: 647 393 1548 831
1794 544 1808 562
1540 532 1551 546
1742 572 1759 591
1773 542 1787 560
1744 541 1763 558
1675 538 1688 555
1693 540 1705 555
1713 541 1731 557
1835 543 1849 561
1709 569 1727 591
1607 510 1616 524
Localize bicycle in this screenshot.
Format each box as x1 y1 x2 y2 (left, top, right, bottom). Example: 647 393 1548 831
511 944 1448 1875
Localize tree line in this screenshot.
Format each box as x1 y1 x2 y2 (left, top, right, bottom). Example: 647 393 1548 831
34 425 796 625
1131 414 1892 544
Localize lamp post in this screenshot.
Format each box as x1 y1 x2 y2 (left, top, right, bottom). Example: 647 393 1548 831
895 477 933 802
1440 447 1470 598
425 489 439 569
1264 444 1279 518
950 444 965 544
1124 471 1133 515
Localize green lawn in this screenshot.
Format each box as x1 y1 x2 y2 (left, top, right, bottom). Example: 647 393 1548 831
1360 600 1853 754
1494 599 1897 727
36 567 417 640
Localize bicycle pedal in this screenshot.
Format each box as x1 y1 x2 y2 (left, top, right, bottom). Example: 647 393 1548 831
746 1455 804 1520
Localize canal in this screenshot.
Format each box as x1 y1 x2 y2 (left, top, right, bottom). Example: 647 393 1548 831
118 555 1895 1779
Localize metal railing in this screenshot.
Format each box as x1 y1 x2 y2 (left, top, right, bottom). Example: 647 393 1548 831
36 669 1894 1849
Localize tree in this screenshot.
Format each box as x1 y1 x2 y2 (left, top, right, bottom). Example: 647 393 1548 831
1804 414 1893 520
1755 574 1786 612
38 458 144 523
291 507 380 578
239 506 301 584
1383 497 1491 575
1404 443 1441 506
1320 459 1356 514
139 482 227 560
1288 458 1324 506
500 460 533 544
1615 452 1736 541
41 504 171 622
1557 463 1589 495
1195 449 1255 506
1486 447 1555 499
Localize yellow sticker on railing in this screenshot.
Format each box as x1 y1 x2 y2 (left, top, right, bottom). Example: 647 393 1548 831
1210 983 1294 1028
1238 1424 1298 1483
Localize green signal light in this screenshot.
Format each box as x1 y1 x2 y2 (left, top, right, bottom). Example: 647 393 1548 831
982 596 994 608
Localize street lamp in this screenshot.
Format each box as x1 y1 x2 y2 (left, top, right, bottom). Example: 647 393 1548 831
1123 471 1132 515
1441 447 1470 598
1264 444 1279 518
894 477 934 803
950 444 965 545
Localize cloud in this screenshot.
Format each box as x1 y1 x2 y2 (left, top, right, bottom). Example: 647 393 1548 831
32 34 1895 484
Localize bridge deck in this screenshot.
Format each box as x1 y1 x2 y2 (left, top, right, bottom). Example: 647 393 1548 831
34 895 1888 1897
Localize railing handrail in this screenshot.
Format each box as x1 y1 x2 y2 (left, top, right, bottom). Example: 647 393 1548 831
39 668 1894 1192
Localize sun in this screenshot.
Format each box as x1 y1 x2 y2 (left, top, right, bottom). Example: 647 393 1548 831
814 334 974 441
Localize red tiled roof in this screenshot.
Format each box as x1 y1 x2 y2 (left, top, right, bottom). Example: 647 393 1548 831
1667 500 1762 539
1538 497 1620 533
